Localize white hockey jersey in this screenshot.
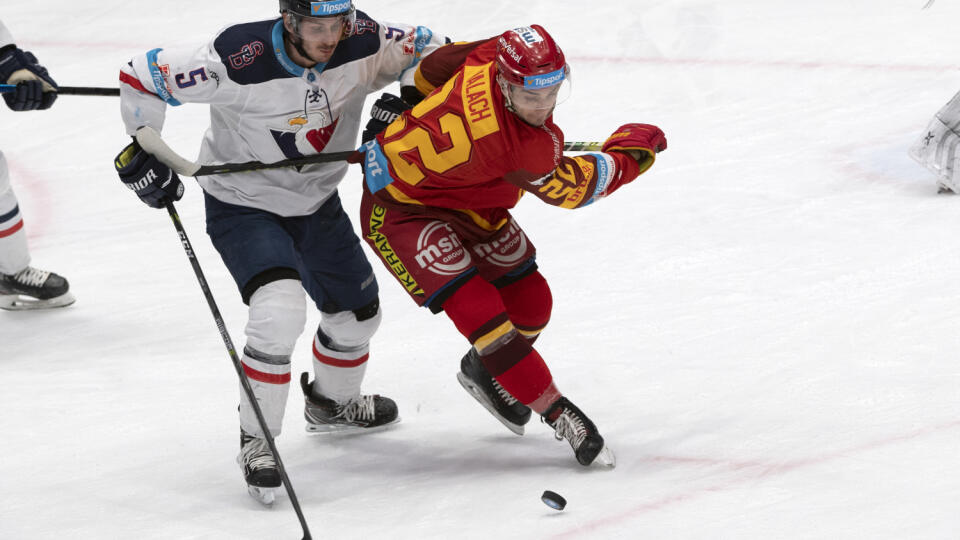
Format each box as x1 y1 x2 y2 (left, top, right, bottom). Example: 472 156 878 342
119 13 446 216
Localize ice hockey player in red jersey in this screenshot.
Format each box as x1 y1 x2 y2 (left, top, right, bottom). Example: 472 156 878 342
355 24 666 466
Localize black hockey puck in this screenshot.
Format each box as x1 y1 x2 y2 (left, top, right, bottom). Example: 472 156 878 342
541 490 566 511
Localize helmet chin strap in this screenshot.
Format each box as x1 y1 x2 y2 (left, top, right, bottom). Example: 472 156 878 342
498 74 519 115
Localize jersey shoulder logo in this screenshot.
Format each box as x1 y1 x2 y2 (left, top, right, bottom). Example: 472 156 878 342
228 41 265 70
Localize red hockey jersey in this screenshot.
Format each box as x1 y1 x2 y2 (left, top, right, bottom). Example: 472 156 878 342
362 38 644 240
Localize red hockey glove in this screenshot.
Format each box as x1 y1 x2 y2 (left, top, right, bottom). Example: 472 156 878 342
602 123 667 168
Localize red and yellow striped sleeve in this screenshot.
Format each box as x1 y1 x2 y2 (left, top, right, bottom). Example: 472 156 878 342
506 151 648 209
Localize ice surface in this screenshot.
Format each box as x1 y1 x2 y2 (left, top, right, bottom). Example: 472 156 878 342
2 1 959 538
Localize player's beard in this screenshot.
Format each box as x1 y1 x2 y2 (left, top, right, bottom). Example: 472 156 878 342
288 32 321 65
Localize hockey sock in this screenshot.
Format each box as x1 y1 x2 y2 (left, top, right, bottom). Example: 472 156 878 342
0 152 30 275
239 347 292 438
310 326 369 403
498 270 552 343
239 279 304 437
444 276 560 413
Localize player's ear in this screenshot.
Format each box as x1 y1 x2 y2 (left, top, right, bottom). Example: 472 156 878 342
281 13 296 34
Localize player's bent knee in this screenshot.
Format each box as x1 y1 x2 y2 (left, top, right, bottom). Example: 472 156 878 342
501 271 553 332
245 278 307 357
320 299 382 351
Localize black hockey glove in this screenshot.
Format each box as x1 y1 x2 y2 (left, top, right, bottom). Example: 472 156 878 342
0 45 58 111
114 140 185 209
361 92 410 143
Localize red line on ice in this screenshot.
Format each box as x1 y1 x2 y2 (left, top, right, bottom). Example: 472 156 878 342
14 38 956 74
551 419 960 539
569 55 956 73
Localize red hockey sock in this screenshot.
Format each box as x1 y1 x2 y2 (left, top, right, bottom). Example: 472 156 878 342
498 271 552 343
443 276 559 412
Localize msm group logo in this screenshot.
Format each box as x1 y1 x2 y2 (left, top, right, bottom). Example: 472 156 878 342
415 222 472 276
472 220 529 268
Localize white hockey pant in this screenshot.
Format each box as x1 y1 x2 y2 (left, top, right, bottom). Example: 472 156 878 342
0 150 30 275
238 279 306 438
309 304 382 403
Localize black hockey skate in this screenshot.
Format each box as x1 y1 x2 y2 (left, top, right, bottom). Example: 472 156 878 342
456 348 531 435
237 430 281 505
542 397 616 468
299 373 399 434
0 266 75 311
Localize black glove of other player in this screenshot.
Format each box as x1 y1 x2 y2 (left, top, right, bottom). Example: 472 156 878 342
0 45 58 111
361 93 410 143
114 140 185 209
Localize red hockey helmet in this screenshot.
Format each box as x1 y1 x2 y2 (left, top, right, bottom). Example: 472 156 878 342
495 25 570 124
495 25 569 90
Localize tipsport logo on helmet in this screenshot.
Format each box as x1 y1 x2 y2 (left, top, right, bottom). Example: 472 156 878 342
524 67 565 89
311 0 351 16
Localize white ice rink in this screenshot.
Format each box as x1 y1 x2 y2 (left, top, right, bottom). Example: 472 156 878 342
2 1 959 538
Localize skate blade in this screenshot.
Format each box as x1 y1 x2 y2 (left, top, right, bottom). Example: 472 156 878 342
592 445 617 469
304 416 400 435
247 485 277 506
456 372 525 436
0 292 75 311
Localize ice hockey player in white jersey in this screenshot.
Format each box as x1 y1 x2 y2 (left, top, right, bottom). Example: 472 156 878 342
0 19 74 311
909 89 960 193
113 0 447 504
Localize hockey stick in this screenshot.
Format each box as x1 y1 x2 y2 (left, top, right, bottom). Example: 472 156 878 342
136 126 604 177
0 83 119 96
164 201 313 540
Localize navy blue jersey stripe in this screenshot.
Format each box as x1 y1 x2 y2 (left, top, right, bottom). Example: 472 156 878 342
0 204 20 224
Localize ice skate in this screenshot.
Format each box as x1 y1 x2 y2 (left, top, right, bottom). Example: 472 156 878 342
542 397 616 468
237 430 281 506
0 266 75 311
300 373 399 434
456 348 531 435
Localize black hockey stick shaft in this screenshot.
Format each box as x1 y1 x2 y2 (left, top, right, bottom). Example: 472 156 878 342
59 86 119 96
164 201 313 540
190 141 602 176
194 151 357 176
0 84 118 96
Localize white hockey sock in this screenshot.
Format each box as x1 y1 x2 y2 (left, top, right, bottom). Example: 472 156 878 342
0 152 30 275
239 348 291 438
310 331 369 403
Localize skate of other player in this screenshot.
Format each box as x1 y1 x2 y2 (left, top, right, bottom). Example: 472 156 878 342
909 88 960 193
357 25 666 467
